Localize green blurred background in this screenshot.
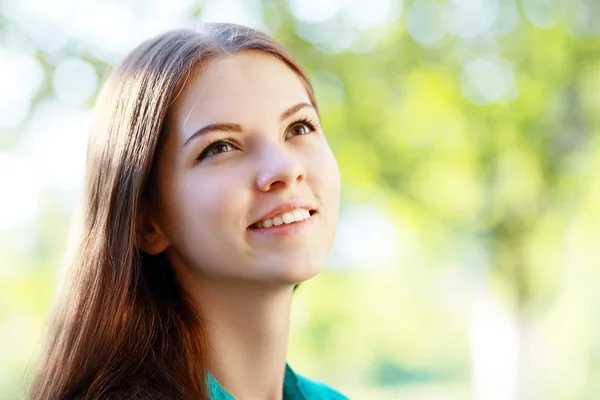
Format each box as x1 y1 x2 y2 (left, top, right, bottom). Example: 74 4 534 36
1 0 600 399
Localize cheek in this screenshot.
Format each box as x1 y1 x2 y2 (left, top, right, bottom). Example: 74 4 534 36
162 169 248 250
310 142 341 204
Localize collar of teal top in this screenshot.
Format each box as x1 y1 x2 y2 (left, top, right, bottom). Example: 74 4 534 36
207 364 348 400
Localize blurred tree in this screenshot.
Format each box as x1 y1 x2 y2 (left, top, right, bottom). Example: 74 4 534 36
2 0 600 398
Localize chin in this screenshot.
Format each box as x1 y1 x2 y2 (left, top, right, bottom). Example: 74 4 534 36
258 255 326 285
282 263 323 285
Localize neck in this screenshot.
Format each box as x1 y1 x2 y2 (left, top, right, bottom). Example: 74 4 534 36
191 279 294 400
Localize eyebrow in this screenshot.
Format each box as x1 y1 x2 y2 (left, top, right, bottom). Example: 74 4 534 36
183 102 316 147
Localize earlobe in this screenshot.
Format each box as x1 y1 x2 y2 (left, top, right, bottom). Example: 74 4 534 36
136 206 170 255
138 228 170 255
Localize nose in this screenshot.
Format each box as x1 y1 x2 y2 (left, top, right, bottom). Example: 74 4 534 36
255 143 306 192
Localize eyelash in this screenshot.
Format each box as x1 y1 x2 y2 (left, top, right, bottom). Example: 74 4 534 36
196 116 319 161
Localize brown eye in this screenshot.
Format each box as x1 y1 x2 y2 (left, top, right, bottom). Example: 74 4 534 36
197 140 235 161
211 143 231 154
291 124 308 136
285 120 316 139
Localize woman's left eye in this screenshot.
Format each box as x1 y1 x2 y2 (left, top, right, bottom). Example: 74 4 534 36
197 140 236 161
285 120 316 139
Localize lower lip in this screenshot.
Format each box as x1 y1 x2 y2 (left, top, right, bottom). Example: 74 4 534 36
248 213 316 237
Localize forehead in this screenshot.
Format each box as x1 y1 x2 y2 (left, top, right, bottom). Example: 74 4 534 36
168 51 312 134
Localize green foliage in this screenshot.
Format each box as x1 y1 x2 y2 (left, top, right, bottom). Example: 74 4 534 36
2 0 600 398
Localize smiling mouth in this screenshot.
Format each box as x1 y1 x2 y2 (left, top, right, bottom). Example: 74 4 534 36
249 209 316 229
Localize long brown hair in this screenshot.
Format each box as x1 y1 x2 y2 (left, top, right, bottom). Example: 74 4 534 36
27 23 317 400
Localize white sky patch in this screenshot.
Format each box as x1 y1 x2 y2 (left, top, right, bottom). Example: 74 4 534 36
492 0 521 36
10 0 77 22
52 58 98 106
406 0 447 47
288 0 345 24
441 0 498 39
199 0 264 29
315 23 357 54
18 100 91 208
329 204 401 270
469 282 519 400
294 21 337 45
0 152 40 231
83 1 144 56
25 20 69 54
461 57 518 105
4 0 197 60
342 0 402 29
0 49 44 128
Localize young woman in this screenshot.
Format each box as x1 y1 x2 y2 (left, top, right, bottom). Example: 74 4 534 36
26 23 345 400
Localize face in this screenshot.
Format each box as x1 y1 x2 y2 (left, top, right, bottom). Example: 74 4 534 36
147 51 340 286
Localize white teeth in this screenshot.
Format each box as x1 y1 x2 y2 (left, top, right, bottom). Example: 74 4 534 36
255 208 312 229
281 212 295 224
272 216 283 226
292 210 303 221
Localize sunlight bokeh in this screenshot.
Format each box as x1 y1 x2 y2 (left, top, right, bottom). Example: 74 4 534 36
2 0 599 399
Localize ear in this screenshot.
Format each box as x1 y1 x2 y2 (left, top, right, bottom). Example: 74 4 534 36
136 202 170 255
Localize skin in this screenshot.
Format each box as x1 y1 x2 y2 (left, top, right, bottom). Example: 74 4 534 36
141 51 340 399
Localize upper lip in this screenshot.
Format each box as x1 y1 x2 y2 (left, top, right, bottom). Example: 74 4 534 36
250 200 316 227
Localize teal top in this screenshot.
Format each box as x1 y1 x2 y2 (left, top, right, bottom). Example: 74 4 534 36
208 364 349 400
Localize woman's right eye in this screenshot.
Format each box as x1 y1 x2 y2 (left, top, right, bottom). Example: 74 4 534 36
197 140 236 161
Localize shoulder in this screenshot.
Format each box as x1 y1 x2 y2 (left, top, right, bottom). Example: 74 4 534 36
288 367 349 400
